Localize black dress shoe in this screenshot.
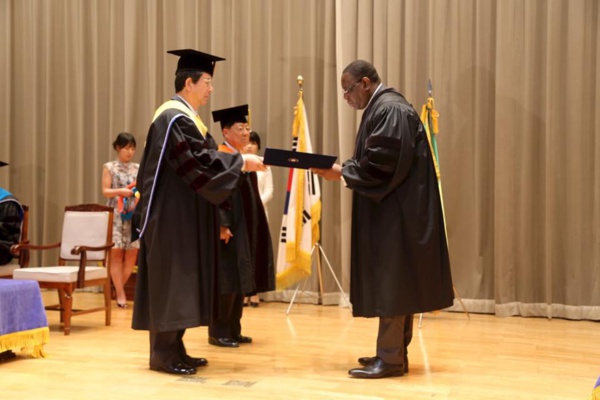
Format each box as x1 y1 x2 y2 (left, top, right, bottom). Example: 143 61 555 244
0 350 16 362
250 302 259 308
208 337 239 347
358 356 408 373
358 356 375 366
233 334 252 344
184 355 208 367
349 357 404 379
150 362 197 375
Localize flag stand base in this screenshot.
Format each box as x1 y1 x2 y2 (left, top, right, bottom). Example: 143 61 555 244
285 242 351 315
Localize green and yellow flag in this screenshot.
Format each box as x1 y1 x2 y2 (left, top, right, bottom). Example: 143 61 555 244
420 84 448 238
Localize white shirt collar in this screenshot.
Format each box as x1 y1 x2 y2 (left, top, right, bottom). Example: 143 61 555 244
175 95 198 116
366 83 384 109
223 140 238 153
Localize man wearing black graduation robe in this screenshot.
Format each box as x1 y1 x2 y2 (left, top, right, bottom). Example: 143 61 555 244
131 50 266 375
207 105 274 347
0 164 24 267
313 60 454 379
0 162 24 362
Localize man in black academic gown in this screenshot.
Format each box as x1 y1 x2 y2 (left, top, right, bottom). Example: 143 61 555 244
0 162 24 267
0 161 24 362
131 50 266 375
313 60 454 379
207 105 274 348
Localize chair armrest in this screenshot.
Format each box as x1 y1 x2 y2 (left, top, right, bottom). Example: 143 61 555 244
10 240 29 255
10 240 30 268
70 242 115 255
10 241 61 268
71 242 115 288
11 241 61 252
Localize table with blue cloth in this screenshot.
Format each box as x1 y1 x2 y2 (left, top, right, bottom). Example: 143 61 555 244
0 279 49 358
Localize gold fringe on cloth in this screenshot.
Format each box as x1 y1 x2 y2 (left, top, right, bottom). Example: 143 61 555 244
0 327 49 358
590 377 600 400
276 243 312 290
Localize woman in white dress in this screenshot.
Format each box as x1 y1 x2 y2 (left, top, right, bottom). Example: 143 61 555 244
243 131 273 307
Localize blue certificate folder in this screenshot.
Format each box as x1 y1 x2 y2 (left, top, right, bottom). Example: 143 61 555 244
263 148 337 170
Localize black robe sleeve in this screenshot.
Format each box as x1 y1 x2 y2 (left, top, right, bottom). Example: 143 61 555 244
219 203 233 227
342 101 421 203
0 201 22 265
165 116 243 205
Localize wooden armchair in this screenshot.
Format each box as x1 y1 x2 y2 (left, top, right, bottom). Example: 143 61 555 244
0 204 29 278
11 204 114 335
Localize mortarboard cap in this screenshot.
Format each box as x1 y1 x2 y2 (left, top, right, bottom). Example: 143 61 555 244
167 49 225 75
0 161 8 167
263 148 337 170
212 105 249 130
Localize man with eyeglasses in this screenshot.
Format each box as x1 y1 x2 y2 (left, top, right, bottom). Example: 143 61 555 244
132 50 266 376
313 60 454 379
207 105 274 349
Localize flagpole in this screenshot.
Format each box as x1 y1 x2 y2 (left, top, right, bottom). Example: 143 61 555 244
281 76 351 314
299 75 327 304
419 79 469 327
299 75 324 303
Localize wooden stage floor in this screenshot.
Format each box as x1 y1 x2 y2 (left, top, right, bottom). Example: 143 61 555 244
1 291 598 399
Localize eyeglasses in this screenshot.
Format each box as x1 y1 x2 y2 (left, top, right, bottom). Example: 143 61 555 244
342 79 363 95
233 124 251 133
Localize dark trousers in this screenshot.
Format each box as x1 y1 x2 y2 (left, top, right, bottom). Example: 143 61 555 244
376 314 414 365
149 329 188 368
208 293 244 338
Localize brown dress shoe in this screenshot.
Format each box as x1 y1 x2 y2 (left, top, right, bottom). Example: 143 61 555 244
349 357 404 379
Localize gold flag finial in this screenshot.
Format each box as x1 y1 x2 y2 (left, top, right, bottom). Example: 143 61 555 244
297 75 304 92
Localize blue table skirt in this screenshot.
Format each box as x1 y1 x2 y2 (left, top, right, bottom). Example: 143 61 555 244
0 279 49 357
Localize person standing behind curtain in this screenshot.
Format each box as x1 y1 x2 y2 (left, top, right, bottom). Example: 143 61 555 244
243 130 273 307
313 60 454 379
101 132 139 309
